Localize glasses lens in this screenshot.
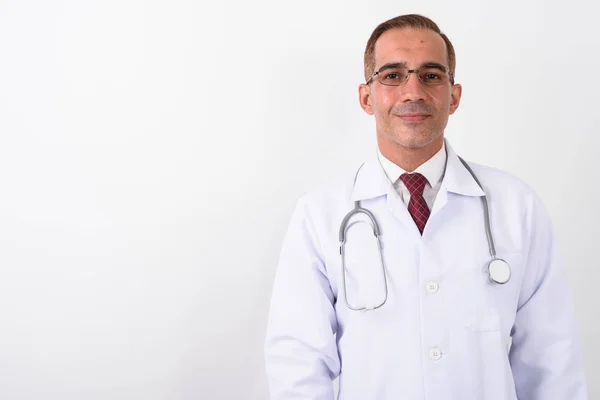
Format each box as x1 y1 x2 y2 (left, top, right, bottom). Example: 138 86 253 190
378 67 408 86
418 67 449 86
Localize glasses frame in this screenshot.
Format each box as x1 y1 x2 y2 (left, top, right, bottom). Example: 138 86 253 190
366 64 455 86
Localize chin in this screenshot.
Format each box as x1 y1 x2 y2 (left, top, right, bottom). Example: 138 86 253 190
377 124 444 151
393 133 439 149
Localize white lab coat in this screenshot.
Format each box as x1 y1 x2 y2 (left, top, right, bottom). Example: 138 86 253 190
264 141 587 400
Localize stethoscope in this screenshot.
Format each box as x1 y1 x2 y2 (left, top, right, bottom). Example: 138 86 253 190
339 156 511 312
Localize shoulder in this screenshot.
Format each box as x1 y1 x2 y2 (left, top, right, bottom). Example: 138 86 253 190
463 160 536 199
292 160 368 220
462 160 551 226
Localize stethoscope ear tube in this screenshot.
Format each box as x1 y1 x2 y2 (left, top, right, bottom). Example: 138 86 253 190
339 205 387 311
339 202 381 244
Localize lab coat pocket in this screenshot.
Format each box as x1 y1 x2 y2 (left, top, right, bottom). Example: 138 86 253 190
462 314 517 400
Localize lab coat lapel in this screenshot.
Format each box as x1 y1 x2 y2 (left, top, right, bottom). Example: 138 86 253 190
443 142 486 197
430 141 486 217
349 157 389 202
350 156 423 236
387 183 421 236
350 141 485 235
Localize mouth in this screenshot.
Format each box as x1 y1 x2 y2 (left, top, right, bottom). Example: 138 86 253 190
396 113 430 122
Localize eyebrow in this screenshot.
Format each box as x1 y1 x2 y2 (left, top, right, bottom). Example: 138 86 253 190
377 61 447 72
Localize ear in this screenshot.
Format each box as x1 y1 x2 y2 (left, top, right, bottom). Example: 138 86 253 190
449 83 462 115
358 83 374 115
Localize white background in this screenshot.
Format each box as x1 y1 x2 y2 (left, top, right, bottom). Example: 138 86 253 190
0 0 598 399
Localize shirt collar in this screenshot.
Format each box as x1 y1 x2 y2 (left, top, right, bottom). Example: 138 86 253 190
377 141 446 187
351 139 484 201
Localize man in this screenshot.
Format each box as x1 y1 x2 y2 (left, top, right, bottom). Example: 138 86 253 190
264 14 587 399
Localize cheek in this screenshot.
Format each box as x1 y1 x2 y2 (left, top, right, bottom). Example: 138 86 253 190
441 90 455 110
371 92 395 115
431 95 452 114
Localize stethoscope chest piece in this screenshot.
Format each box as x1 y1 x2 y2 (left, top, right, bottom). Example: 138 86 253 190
488 258 511 284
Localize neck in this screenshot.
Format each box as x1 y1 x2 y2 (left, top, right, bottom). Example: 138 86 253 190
378 136 444 172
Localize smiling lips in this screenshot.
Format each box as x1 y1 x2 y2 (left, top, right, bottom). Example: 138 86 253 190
397 113 430 122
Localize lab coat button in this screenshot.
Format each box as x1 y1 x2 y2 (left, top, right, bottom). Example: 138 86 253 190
429 348 442 360
426 282 439 293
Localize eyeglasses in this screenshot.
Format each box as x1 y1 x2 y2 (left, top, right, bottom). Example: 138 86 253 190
366 63 454 86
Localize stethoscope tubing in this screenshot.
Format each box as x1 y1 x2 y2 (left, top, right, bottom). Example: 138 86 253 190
339 155 511 311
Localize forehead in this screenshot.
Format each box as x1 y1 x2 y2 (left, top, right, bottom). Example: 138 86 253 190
374 27 448 67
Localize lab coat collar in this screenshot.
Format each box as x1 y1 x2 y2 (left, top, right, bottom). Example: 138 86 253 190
377 142 446 189
349 154 391 202
351 139 484 201
442 140 485 197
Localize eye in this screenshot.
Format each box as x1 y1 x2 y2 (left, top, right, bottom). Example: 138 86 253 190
379 68 407 84
420 68 449 85
424 73 441 81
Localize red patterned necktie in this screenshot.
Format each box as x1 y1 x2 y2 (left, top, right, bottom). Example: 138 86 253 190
400 173 430 234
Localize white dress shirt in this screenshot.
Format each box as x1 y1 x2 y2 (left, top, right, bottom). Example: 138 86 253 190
377 142 446 211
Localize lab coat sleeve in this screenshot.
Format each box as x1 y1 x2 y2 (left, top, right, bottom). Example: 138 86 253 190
264 197 340 400
509 193 587 399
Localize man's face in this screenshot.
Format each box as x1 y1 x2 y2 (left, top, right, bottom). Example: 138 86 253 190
359 28 462 150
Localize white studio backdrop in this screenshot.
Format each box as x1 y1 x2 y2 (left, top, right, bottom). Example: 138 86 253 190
0 0 598 399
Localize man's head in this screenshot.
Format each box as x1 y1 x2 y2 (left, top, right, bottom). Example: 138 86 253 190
359 14 462 154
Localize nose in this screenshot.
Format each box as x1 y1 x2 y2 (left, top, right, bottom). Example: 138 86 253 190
399 71 426 102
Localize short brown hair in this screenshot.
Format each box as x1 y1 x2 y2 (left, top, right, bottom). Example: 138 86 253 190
363 14 456 83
